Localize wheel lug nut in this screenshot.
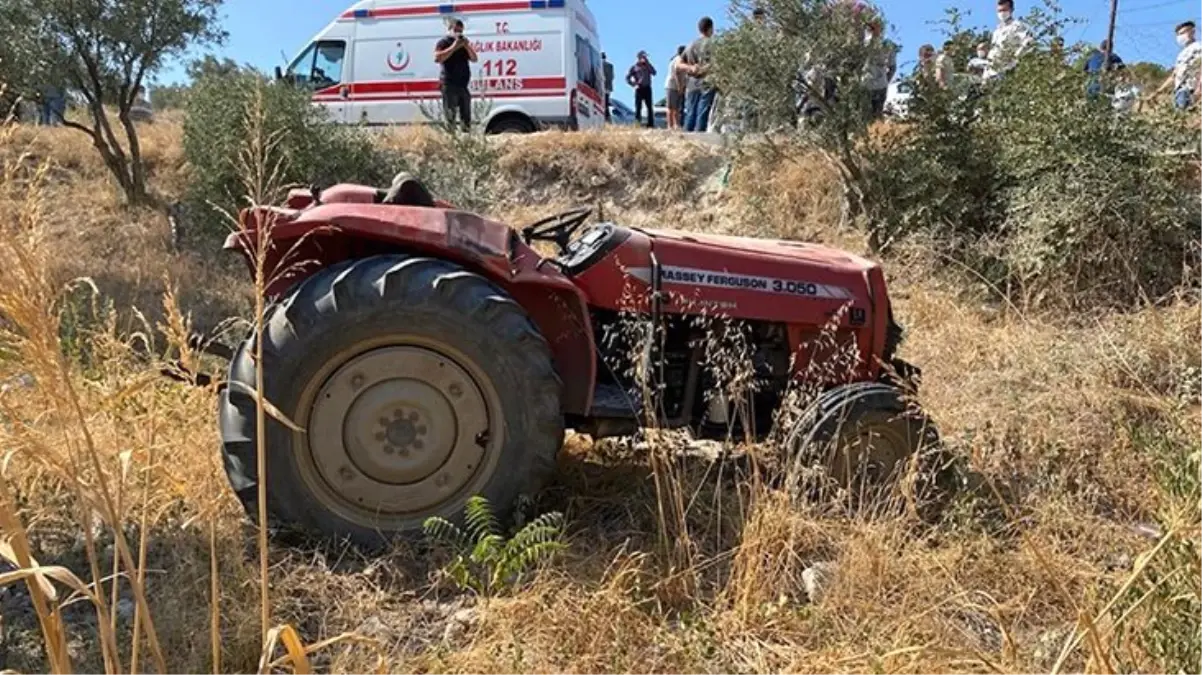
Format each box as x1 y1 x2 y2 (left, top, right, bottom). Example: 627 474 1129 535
398 448 411 458
449 383 463 398
408 412 420 422
416 425 427 435
383 445 395 455
413 440 424 450
339 467 353 481
374 432 386 442
351 374 365 389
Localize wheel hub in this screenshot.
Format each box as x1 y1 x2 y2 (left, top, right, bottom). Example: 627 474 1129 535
830 414 913 486
306 345 493 520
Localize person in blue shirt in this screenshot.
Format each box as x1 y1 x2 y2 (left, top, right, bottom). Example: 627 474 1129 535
1083 40 1122 99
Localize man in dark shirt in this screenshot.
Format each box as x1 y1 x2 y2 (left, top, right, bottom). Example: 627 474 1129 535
626 51 657 128
434 19 478 131
681 16 717 133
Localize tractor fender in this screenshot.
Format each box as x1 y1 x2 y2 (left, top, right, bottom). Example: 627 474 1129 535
225 204 598 416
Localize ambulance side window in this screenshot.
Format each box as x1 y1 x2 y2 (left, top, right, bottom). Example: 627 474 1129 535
311 41 346 89
288 40 346 89
575 35 599 90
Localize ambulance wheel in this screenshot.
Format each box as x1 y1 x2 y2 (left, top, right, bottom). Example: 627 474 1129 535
488 113 537 134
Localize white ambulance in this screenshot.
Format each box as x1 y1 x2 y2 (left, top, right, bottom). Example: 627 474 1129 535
278 0 606 133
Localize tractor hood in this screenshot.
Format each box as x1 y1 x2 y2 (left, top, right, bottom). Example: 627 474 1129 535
642 227 878 274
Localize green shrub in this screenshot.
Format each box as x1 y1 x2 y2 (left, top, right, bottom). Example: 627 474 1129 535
181 69 398 244
1107 422 1200 673
714 0 1200 310
873 44 1199 309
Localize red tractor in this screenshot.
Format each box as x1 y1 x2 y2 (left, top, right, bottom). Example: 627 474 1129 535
218 174 938 546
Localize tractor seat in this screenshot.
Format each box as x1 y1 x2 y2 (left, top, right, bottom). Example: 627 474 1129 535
381 172 436 207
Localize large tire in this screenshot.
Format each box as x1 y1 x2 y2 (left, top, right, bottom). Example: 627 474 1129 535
218 254 564 547
782 383 943 502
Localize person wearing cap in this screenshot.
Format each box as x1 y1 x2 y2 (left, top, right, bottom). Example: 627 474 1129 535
626 50 657 128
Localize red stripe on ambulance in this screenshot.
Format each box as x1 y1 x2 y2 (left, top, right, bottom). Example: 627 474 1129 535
576 82 602 106
313 77 568 101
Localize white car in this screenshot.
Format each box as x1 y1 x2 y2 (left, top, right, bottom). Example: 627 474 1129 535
883 79 913 118
607 98 636 125
281 0 605 133
606 99 667 128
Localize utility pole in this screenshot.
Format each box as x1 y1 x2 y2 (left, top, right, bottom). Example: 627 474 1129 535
1103 0 1118 73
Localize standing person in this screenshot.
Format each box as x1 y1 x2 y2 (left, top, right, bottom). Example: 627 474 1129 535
967 41 991 78
1083 39 1123 73
1156 21 1202 110
984 0 1033 81
665 45 687 130
1083 39 1123 98
433 19 478 132
1049 36 1066 63
39 83 66 126
935 40 956 88
682 16 718 133
601 52 615 121
862 19 896 119
626 51 657 128
917 44 937 80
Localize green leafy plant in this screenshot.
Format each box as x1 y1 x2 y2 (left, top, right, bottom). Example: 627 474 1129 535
181 68 398 246
1116 423 1200 673
711 0 898 234
423 495 567 599
0 0 226 206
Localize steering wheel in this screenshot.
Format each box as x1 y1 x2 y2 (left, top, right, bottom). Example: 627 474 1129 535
520 206 593 254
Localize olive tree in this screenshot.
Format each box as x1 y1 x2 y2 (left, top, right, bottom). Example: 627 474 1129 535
710 0 898 245
0 0 225 206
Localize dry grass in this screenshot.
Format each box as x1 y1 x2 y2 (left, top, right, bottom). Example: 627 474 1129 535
0 116 1197 674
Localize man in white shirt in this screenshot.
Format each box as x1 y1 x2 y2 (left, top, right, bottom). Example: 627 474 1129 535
862 19 897 118
1156 20 1202 110
984 0 1033 81
967 42 991 79
664 45 687 129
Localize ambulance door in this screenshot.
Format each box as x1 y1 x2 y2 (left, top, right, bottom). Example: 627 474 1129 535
296 38 353 123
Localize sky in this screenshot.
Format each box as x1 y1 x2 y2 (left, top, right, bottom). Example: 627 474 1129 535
155 0 1199 106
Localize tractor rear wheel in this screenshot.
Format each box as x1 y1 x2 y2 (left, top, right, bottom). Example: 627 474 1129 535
218 254 564 547
783 383 941 501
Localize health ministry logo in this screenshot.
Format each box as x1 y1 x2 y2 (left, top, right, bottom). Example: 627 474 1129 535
386 42 411 72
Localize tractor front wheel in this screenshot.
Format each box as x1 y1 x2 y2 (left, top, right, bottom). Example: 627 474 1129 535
783 383 942 502
218 254 564 547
